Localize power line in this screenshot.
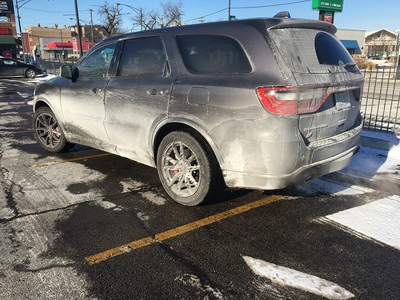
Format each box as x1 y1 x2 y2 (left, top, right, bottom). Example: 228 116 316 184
184 0 312 23
232 0 311 10
184 7 227 23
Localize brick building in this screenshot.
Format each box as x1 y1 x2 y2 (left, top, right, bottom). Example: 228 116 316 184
27 24 106 60
0 0 17 58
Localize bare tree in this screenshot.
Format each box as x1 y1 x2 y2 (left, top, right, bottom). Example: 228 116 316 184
131 0 184 31
97 1 123 37
160 1 184 27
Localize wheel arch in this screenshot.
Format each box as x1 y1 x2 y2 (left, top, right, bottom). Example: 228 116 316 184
152 120 224 170
34 99 51 112
33 99 68 137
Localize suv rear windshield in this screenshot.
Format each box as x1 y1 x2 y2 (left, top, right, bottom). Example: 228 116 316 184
269 28 353 74
176 35 252 74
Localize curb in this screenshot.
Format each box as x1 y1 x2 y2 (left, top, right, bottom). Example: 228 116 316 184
361 136 393 151
360 133 397 151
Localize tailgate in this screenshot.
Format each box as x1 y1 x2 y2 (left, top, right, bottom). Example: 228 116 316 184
268 26 363 143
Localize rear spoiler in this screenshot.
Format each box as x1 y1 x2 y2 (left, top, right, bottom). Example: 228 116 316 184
274 11 291 18
267 18 337 34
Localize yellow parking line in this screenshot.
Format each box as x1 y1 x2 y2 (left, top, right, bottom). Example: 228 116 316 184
85 195 284 266
32 152 112 167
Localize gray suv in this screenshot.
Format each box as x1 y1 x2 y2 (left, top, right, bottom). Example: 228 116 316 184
33 14 363 206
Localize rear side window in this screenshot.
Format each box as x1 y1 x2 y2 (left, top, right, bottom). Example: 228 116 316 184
315 32 352 65
176 35 252 74
270 28 354 73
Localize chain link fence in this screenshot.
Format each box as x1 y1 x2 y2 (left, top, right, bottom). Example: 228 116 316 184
40 59 79 75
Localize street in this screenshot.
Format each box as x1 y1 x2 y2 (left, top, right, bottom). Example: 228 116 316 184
1 77 400 299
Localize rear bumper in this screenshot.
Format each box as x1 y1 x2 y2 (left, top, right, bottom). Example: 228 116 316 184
223 144 359 190
221 119 362 190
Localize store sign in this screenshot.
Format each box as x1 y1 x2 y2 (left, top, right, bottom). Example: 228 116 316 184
312 0 344 12
0 0 14 14
322 11 334 24
0 26 12 35
22 33 31 53
72 37 91 51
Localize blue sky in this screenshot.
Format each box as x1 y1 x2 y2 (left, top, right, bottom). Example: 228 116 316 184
17 0 400 33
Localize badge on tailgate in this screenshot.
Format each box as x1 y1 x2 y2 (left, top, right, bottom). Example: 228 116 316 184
335 90 352 111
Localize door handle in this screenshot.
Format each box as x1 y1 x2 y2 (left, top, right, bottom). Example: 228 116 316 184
147 89 167 96
91 87 102 93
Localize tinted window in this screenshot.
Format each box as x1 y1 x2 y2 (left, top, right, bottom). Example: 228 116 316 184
2 59 18 66
117 37 167 77
315 32 352 65
176 35 252 74
78 43 116 78
270 28 354 73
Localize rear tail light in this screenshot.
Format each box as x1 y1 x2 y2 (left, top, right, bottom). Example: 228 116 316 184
256 86 333 115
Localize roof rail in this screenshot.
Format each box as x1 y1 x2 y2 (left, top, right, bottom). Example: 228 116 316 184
274 11 291 18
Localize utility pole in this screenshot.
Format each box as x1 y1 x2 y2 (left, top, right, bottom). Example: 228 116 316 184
89 9 94 44
228 0 231 20
74 0 84 57
116 3 143 31
15 0 32 61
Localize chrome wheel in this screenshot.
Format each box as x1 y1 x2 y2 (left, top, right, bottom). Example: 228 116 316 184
157 131 220 206
161 141 201 197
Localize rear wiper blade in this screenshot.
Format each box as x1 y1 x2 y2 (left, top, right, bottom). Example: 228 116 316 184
339 61 357 69
343 62 356 68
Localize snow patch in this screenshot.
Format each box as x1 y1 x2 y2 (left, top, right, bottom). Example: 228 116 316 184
325 195 400 250
94 200 122 211
175 273 224 299
243 256 355 300
137 211 150 221
139 191 166 205
120 179 145 192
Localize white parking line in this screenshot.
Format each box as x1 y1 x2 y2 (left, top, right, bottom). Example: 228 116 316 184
325 195 400 250
243 256 355 299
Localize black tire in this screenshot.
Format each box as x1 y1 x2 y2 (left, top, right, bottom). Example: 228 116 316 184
156 131 221 206
33 107 72 153
25 69 36 79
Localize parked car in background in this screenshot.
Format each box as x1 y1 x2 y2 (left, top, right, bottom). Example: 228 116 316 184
33 13 363 206
368 59 395 68
0 57 44 78
368 56 381 60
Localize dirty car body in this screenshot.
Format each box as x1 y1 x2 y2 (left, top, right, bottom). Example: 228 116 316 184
33 15 363 206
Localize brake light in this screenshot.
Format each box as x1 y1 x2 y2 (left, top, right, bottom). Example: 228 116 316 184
256 86 333 115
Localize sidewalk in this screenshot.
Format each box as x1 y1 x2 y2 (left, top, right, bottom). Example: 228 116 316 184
361 130 399 151
353 130 400 176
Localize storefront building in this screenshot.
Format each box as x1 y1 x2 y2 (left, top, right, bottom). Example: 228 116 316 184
0 0 17 58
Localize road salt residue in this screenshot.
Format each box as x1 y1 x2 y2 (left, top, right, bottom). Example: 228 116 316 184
139 191 167 205
296 178 374 196
243 256 355 300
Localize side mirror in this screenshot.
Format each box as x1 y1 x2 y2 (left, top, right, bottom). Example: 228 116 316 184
60 64 72 78
60 64 79 82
